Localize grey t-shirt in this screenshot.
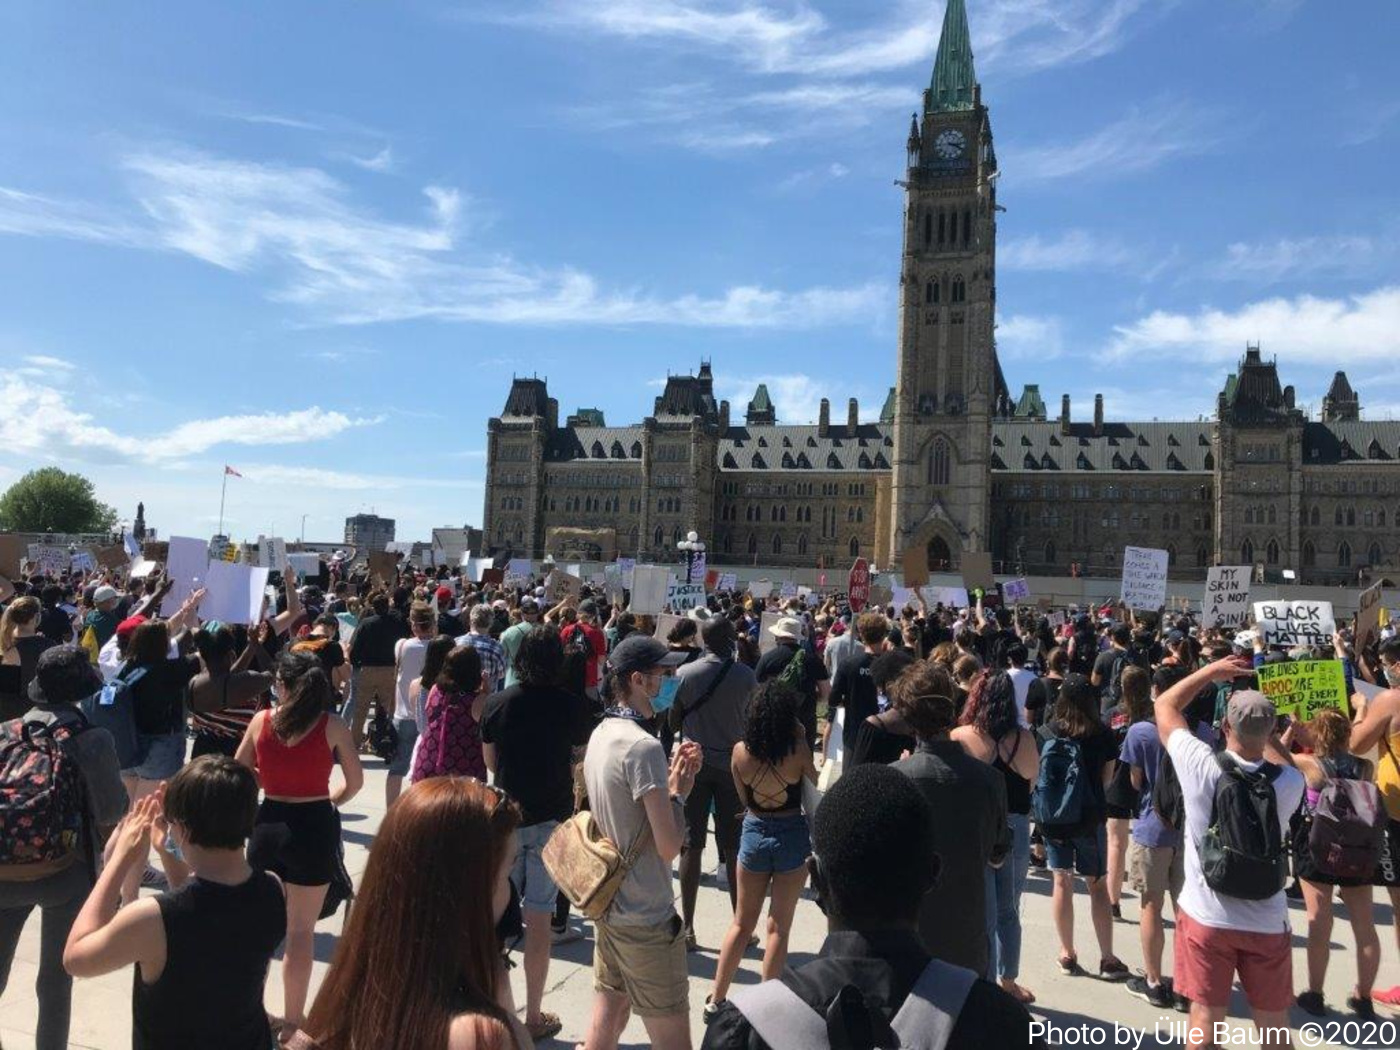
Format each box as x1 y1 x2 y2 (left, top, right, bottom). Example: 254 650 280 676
583 716 675 926
674 653 755 769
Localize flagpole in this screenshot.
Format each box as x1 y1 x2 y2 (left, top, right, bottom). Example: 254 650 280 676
218 469 228 537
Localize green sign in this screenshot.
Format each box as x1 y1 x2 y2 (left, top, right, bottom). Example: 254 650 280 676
1255 660 1349 721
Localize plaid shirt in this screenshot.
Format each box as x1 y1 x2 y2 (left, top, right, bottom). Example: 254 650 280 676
457 630 505 692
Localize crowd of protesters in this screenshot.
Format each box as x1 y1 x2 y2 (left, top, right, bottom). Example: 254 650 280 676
2 548 1400 1049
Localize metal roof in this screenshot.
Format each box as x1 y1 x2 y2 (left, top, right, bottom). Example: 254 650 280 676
990 421 1214 473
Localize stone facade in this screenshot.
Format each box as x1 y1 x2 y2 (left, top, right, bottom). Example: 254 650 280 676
482 2 1400 587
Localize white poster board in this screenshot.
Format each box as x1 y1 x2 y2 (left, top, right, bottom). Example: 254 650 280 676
922 585 969 609
161 536 210 616
616 558 636 590
1003 578 1031 603
1203 566 1252 629
629 565 671 615
286 552 320 579
717 572 737 592
505 558 532 587
758 611 784 654
1120 546 1169 611
28 545 68 575
70 551 97 574
257 536 290 573
1357 581 1385 650
200 560 271 625
1253 600 1336 649
667 582 706 611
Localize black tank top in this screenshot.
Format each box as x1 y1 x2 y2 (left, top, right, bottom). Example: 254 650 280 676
992 732 1032 816
133 871 287 1050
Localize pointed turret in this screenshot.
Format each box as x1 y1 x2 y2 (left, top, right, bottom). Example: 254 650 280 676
928 0 978 113
906 113 922 166
746 384 776 426
1322 371 1360 422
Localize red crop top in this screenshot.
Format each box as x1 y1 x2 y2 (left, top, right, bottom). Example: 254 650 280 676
255 712 334 799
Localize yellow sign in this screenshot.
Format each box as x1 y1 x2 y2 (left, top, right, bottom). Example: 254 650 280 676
1255 660 1349 721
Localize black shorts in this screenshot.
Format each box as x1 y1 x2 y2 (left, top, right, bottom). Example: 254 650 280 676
249 799 342 887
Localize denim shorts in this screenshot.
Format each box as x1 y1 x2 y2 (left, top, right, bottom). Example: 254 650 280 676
387 718 418 776
511 821 559 913
1045 824 1108 879
738 812 810 875
124 731 186 780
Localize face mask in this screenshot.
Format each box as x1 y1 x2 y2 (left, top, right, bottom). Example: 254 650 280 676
1386 666 1400 688
651 676 680 714
163 828 185 863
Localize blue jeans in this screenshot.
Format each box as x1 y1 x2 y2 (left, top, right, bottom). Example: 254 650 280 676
985 812 1031 982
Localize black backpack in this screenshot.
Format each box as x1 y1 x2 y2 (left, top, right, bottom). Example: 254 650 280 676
1200 753 1288 901
367 692 399 763
1068 633 1096 676
1151 754 1186 832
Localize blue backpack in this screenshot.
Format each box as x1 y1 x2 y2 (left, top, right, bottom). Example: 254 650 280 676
1033 735 1087 832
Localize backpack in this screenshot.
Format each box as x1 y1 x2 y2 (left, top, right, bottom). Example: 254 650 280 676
779 646 807 687
728 956 976 1050
1307 758 1385 880
1099 650 1131 726
1068 633 1096 676
1200 753 1287 901
1032 734 1087 832
367 693 399 763
1151 754 1186 832
566 624 595 661
79 671 140 769
0 716 88 874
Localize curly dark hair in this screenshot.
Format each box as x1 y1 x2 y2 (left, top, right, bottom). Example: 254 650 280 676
960 670 1020 740
743 680 802 765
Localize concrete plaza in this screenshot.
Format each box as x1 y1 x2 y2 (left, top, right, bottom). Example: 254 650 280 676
3 757 1397 1049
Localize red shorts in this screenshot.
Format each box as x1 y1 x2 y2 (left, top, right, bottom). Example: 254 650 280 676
1173 910 1293 1011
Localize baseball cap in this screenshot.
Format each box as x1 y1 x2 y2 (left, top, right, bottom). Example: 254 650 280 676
116 614 148 642
1226 689 1276 739
29 646 103 706
520 597 540 614
93 585 120 605
608 635 687 677
579 599 599 617
434 585 453 605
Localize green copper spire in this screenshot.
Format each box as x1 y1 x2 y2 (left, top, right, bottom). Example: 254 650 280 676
928 0 977 113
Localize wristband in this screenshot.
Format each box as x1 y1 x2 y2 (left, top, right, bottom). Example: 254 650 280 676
670 792 688 807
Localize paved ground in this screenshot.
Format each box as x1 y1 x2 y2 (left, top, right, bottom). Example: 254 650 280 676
4 757 1399 1049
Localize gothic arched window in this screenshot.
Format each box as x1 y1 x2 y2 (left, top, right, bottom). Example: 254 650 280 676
747 534 758 556
1368 542 1383 567
772 535 782 556
849 537 860 558
1241 539 1254 564
1266 539 1280 565
928 438 951 486
1338 542 1352 568
1302 540 1316 567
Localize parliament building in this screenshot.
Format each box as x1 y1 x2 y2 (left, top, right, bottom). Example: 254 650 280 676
484 0 1398 586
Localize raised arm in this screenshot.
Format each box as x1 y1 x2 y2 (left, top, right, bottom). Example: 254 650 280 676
1156 656 1252 747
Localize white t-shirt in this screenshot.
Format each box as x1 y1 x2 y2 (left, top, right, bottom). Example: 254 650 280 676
1007 667 1036 726
393 637 429 723
1166 727 1304 934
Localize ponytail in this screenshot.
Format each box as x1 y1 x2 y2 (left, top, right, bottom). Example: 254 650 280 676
272 650 333 740
0 597 40 652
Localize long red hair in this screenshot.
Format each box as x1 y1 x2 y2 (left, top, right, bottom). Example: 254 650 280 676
305 777 519 1050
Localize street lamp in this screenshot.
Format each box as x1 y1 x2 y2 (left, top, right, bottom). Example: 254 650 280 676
677 530 706 584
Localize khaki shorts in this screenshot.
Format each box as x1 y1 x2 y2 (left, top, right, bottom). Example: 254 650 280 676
594 912 689 1018
1129 840 1184 901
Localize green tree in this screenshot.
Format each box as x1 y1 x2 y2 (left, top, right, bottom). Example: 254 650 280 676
0 468 118 534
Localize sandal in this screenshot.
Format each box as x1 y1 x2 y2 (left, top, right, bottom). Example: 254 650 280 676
1000 980 1036 1004
525 1013 562 1042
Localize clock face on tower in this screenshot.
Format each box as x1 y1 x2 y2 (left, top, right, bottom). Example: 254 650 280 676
933 129 966 160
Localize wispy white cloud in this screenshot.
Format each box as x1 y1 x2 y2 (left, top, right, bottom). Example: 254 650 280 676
1108 285 1400 363
0 371 379 466
776 161 850 193
1004 102 1220 183
348 145 395 172
997 314 1064 360
222 111 326 131
714 373 883 425
22 354 75 372
0 149 882 329
237 464 479 490
1209 235 1392 283
998 230 1138 272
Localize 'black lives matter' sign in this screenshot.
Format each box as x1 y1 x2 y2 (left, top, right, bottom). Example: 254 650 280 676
1253 600 1336 649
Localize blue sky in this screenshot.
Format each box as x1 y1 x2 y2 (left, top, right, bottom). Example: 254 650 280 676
2 0 1398 543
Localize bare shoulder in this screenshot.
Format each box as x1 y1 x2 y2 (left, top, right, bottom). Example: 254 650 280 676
447 1013 512 1050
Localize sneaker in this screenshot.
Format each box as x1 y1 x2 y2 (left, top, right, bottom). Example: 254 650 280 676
1097 957 1131 983
1058 955 1086 977
550 924 582 945
1374 986 1400 1006
1172 991 1190 1013
1296 991 1327 1017
1348 995 1376 1021
1125 976 1172 1009
1285 880 1304 901
1111 903 1123 921
703 997 723 1024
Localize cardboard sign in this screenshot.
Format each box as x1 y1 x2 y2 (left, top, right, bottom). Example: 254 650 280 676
868 579 893 610
847 558 871 613
200 560 272 625
1120 546 1169 611
653 613 685 641
1356 582 1385 651
480 567 505 587
143 541 169 563
0 535 26 577
546 569 582 602
1003 578 1031 603
901 545 929 589
961 551 995 592
1254 600 1336 649
162 536 210 616
1255 660 1350 721
629 565 671 616
96 544 129 571
367 551 399 590
667 582 706 611
1203 566 1253 629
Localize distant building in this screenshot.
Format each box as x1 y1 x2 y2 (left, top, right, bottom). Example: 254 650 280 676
344 513 395 551
482 0 1400 586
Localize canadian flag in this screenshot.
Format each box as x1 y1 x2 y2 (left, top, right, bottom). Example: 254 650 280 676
224 465 243 478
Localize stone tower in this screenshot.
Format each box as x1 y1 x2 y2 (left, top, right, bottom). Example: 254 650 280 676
889 0 1001 571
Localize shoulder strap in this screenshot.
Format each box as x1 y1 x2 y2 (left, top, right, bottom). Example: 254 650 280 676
728 979 828 1050
677 659 733 730
892 958 978 1050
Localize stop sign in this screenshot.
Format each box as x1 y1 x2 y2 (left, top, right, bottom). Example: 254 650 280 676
847 558 870 613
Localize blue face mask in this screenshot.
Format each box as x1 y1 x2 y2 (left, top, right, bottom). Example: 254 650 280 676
651 676 681 714
163 829 184 863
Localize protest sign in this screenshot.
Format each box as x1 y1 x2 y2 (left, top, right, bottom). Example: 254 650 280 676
1254 600 1336 649
891 586 914 612
901 545 929 589
616 558 636 590
717 572 737 592
1356 582 1384 651
96 544 129 571
480 568 505 586
505 558 532 587
779 581 798 600
1203 566 1252 629
688 551 706 585
143 541 169 563
28 545 68 576
1120 546 1169 611
869 578 893 610
653 613 685 641
749 579 776 599
335 613 358 646
1003 578 1031 603
258 537 290 573
629 565 670 615
922 585 969 609
70 550 97 574
287 553 321 578
200 560 271 625
603 563 625 603
368 551 399 589
217 543 240 564
129 559 158 579
758 611 784 654
961 551 995 592
667 581 706 611
1255 660 1350 720
546 569 582 602
162 536 210 616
